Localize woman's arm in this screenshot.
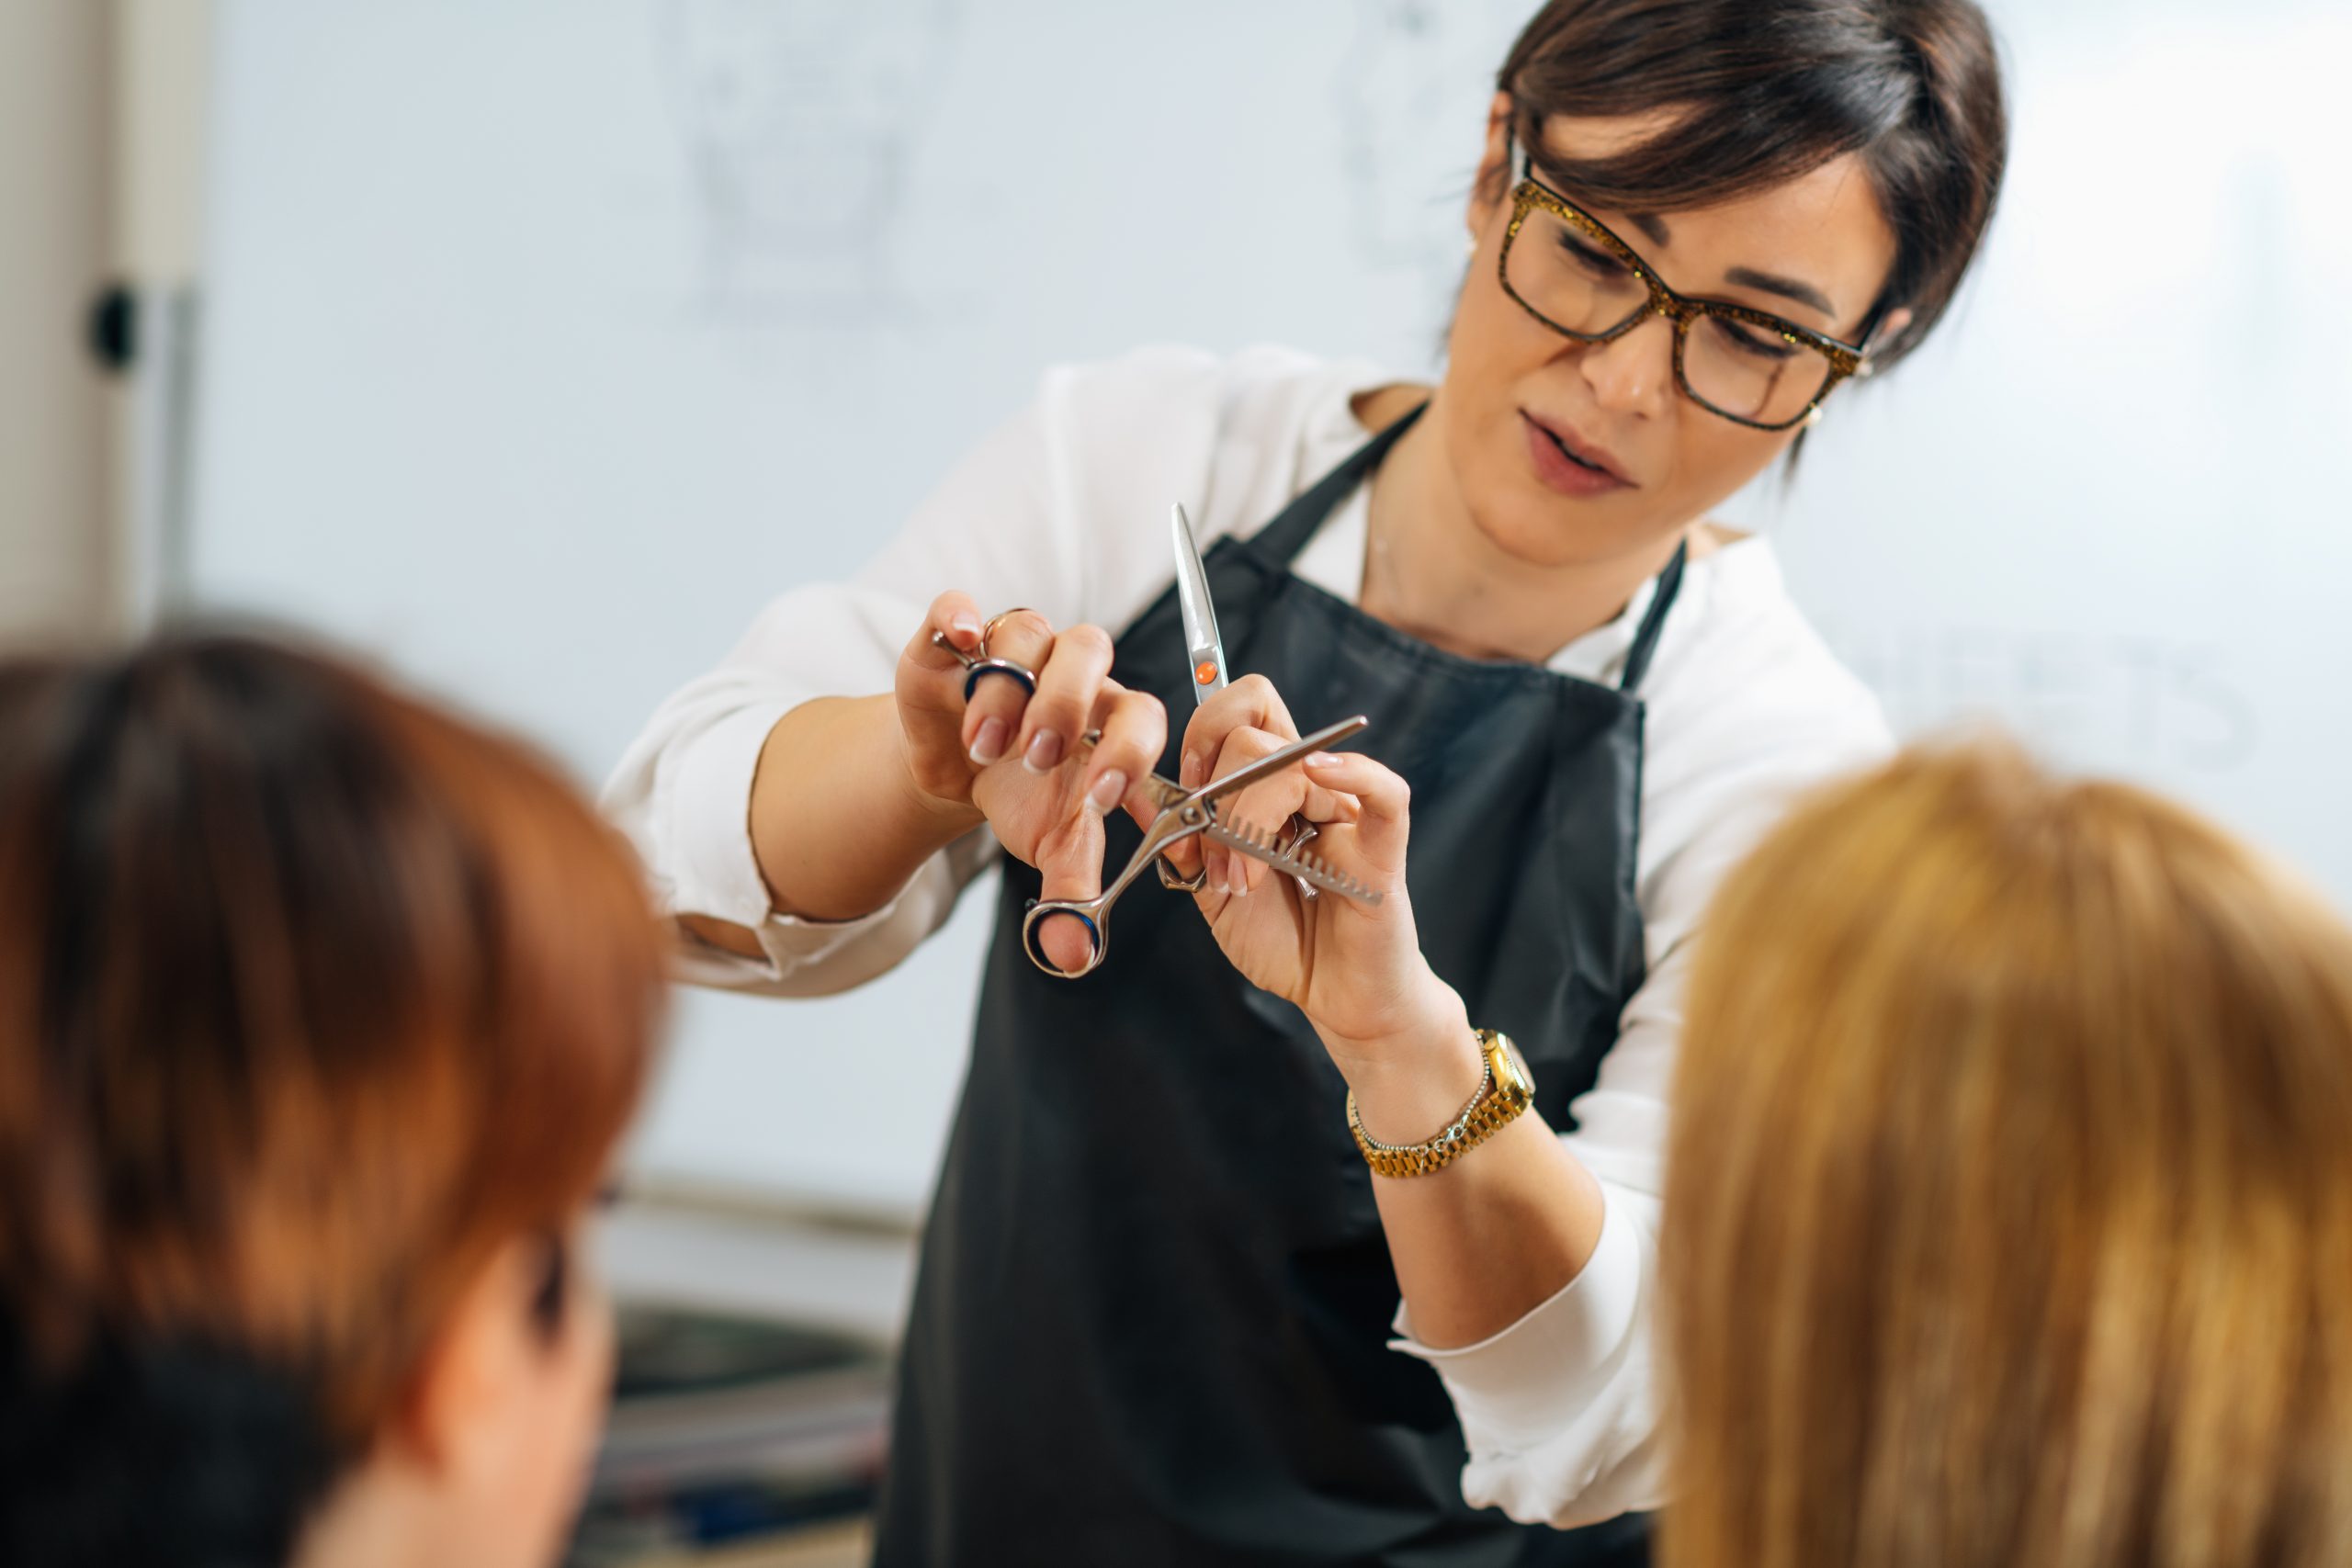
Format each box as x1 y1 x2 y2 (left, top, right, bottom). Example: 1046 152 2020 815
1343 999 1610 1345
605 390 1091 988
1160 694 1669 1526
689 599 1169 983
678 691 978 957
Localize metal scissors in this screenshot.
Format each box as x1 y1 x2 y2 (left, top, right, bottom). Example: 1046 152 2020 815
1021 713 1384 977
1170 502 1324 901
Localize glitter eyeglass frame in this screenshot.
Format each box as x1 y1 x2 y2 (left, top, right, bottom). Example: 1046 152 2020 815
1497 140 1876 433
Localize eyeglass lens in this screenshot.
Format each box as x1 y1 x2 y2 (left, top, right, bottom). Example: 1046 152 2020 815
1504 200 1838 428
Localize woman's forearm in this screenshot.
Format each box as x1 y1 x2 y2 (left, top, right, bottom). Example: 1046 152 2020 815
681 694 982 957
1345 1013 1610 1348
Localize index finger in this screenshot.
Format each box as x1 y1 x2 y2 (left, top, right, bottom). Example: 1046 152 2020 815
1179 673 1298 786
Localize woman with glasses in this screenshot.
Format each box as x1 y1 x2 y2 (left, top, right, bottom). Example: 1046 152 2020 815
608 1 2007 1562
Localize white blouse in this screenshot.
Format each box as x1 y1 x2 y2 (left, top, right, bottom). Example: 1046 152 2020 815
603 343 1892 1528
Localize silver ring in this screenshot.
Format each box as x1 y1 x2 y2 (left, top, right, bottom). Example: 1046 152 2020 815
980 607 1039 649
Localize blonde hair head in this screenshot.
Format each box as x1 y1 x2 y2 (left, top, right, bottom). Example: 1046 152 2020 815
1660 739 2352 1568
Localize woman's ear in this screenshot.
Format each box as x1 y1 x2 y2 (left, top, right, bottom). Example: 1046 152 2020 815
1469 90 1516 236
387 1237 554 1478
1866 305 1916 361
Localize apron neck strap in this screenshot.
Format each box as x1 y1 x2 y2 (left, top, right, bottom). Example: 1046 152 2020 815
1249 401 1427 563
1616 540 1688 695
1247 396 1686 696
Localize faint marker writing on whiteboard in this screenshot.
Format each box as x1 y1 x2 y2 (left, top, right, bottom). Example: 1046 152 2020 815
1826 625 2260 774
656 0 958 322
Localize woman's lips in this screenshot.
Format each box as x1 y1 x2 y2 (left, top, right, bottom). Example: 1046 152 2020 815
1521 412 1633 499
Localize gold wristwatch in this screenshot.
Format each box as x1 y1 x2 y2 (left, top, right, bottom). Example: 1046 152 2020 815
1347 1030 1535 1179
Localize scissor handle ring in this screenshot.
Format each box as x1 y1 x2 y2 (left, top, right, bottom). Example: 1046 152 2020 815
961 659 1037 703
1022 899 1105 978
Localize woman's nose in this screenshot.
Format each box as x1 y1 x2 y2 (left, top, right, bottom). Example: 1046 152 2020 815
1577 310 1676 420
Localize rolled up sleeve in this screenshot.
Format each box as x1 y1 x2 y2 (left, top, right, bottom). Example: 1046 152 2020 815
1390 1181 1665 1529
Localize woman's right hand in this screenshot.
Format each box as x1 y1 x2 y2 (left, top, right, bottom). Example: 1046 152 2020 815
896 592 1168 974
895 592 999 811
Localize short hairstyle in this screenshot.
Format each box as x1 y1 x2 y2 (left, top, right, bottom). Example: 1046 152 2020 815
1490 0 2009 368
1661 740 2352 1568
0 631 668 1566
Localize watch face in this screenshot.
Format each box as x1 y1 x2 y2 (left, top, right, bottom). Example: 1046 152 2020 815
1488 1032 1536 1104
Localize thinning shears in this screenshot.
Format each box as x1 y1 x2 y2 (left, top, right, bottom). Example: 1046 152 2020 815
1021 714 1383 976
928 506 1382 979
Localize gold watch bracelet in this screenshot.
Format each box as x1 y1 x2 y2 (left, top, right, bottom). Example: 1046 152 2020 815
1346 1029 1532 1179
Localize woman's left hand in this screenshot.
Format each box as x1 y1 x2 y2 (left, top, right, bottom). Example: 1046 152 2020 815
1176 680 1469 1077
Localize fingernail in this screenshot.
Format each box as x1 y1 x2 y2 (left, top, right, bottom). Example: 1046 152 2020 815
1087 770 1128 814
1023 729 1064 773
1182 751 1202 788
951 612 982 642
1228 866 1250 897
969 717 1007 765
1305 752 1339 770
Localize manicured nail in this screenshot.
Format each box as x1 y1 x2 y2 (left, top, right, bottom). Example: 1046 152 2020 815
1023 729 1065 774
969 716 1008 765
1227 865 1250 897
1087 770 1128 814
1181 750 1203 789
1305 752 1340 770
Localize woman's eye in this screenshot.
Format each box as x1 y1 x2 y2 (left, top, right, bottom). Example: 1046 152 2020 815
1554 230 1631 281
1711 317 1801 362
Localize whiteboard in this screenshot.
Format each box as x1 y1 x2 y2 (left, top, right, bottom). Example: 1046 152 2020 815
194 0 2351 1223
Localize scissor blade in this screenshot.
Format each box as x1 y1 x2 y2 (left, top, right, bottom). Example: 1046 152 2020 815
1203 820 1384 906
1192 715 1369 808
1171 503 1227 706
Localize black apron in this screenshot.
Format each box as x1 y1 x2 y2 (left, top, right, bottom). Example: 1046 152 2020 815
876 407 1682 1567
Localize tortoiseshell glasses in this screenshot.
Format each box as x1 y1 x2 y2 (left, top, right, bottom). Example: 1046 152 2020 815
1497 140 1876 432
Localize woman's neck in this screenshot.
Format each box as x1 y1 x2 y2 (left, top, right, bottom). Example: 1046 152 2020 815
1352 387 1689 667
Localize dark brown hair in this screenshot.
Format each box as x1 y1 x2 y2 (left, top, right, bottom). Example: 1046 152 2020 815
1490 0 2008 366
0 631 668 1565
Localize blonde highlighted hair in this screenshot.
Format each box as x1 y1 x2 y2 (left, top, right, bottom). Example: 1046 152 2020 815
1660 739 2352 1568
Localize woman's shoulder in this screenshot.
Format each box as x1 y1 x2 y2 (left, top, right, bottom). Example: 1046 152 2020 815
1035 344 1402 534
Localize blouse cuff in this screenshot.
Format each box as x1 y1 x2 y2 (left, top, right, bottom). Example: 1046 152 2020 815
1387 1180 1647 1451
662 699 927 979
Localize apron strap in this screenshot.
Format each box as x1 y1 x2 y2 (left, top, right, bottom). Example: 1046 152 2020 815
1249 401 1427 564
1616 540 1688 695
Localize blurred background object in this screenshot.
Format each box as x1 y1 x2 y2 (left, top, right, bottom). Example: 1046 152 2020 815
4 3 2346 1560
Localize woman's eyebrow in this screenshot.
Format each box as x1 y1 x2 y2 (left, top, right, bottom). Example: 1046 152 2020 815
1622 210 1835 317
1623 210 1672 247
1723 265 1837 318
1566 183 1840 321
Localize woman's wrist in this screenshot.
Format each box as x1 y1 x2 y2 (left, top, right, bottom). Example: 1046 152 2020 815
1316 981 1488 1147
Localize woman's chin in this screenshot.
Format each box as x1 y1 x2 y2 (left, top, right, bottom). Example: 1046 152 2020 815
1467 484 1662 573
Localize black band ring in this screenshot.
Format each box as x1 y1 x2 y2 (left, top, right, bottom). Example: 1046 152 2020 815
961 658 1038 702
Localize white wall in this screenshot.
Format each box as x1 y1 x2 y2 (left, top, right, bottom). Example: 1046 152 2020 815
0 1 113 646
191 1 2352 1222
